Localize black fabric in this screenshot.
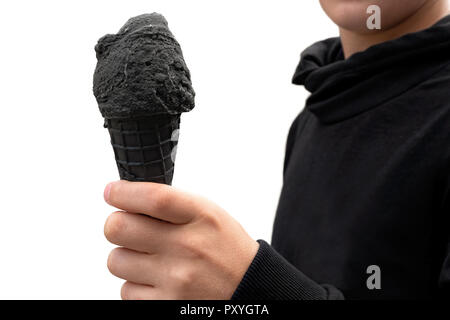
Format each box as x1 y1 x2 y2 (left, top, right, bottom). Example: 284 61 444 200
232 15 450 300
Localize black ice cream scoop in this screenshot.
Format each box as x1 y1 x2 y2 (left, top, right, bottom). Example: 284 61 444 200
93 13 195 184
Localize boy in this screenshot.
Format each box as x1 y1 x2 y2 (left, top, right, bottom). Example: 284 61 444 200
103 1 450 299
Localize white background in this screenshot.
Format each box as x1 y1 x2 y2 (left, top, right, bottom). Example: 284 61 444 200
0 0 336 299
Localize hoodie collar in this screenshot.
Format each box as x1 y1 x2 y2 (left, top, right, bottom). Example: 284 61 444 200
293 15 450 124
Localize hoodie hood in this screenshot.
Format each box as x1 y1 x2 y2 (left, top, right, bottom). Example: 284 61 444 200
293 15 450 124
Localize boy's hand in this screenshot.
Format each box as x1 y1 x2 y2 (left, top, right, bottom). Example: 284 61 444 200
103 181 259 300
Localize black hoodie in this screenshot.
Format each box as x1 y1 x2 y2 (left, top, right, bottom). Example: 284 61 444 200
232 15 450 300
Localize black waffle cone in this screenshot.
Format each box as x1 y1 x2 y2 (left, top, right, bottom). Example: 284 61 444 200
105 114 180 185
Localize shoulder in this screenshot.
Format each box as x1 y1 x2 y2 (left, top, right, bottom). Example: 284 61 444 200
283 109 312 173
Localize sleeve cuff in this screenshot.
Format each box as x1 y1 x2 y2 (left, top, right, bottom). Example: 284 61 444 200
231 240 344 300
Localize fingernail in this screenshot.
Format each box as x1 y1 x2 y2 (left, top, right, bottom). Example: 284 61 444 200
104 182 113 203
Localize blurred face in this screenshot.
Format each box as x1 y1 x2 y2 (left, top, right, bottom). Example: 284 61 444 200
319 0 429 33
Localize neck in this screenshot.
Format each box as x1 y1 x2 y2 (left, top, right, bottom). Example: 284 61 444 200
340 0 449 58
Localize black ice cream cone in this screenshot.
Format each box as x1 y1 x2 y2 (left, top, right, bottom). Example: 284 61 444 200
105 114 180 185
94 13 195 185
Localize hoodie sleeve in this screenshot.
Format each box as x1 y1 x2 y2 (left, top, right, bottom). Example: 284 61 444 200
231 112 344 300
231 240 344 300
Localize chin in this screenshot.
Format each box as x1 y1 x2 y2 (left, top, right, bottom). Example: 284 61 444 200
319 0 429 33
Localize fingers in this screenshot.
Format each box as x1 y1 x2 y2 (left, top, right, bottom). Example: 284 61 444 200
104 181 202 224
104 211 173 254
108 248 161 287
121 281 159 300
